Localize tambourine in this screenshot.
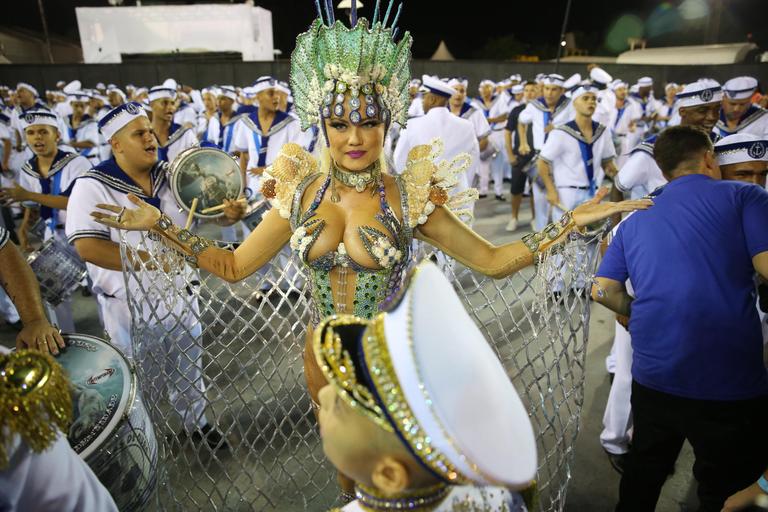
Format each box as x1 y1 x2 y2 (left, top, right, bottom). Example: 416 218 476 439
167 146 244 220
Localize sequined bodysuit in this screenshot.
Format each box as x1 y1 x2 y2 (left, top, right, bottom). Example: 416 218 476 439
289 171 412 323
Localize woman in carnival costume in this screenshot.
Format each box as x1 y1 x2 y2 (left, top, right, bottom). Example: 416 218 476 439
91 0 651 498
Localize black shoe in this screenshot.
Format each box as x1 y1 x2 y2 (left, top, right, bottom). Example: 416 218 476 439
190 424 229 450
551 291 564 303
495 195 505 201
81 286 92 297
478 194 488 199
606 451 628 475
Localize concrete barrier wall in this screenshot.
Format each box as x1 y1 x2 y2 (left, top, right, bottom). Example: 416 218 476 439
1 59 766 97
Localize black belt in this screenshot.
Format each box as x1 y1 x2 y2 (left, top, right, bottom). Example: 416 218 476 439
559 186 591 190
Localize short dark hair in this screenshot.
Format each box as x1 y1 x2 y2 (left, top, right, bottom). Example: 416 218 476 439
653 125 713 175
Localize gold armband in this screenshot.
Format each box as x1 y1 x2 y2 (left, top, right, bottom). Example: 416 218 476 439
521 211 580 254
150 213 213 266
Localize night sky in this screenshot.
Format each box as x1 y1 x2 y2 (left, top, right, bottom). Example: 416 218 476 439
10 0 768 59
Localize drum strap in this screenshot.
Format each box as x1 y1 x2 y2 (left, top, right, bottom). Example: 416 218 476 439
251 130 265 167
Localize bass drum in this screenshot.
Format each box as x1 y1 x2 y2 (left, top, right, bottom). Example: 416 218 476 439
57 334 157 512
168 146 244 220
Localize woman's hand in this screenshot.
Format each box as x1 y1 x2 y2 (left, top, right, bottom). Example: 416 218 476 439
91 193 161 231
572 187 653 228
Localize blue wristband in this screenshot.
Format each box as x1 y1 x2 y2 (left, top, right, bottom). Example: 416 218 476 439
759 475 768 494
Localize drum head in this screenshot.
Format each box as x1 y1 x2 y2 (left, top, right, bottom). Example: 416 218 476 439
56 334 133 459
169 146 244 219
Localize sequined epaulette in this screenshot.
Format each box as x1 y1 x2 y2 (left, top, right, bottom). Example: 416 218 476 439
0 350 72 469
260 143 320 219
400 138 478 228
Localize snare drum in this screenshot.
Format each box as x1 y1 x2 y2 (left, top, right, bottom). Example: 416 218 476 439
168 146 244 220
58 334 157 512
26 237 87 306
242 199 271 231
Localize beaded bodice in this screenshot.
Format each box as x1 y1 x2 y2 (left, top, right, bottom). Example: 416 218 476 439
260 140 475 324
289 172 411 322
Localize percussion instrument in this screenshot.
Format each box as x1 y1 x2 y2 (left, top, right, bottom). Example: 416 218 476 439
242 199 271 232
168 146 244 220
58 334 157 512
26 237 87 306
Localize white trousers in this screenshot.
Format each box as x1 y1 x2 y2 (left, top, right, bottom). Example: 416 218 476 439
531 182 550 232
97 294 208 432
600 320 634 455
0 287 20 323
478 149 506 196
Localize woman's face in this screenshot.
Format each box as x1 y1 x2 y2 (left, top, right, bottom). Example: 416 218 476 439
323 93 385 172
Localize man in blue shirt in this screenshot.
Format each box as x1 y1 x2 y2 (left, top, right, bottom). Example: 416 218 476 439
593 125 768 512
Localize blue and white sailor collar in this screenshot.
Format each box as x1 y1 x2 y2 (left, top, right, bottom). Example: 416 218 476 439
243 109 294 137
158 122 189 148
21 149 79 180
716 104 766 135
556 120 605 143
532 95 570 117
79 157 167 205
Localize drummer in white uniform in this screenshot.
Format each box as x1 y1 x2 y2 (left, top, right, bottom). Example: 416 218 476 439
205 86 245 155
65 89 100 165
473 80 511 200
517 74 574 230
393 75 479 198
0 110 91 333
148 84 198 164
716 76 768 138
538 85 617 219
66 102 226 448
448 77 491 191
613 79 723 200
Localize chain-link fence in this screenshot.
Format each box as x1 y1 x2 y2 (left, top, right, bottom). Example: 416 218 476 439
120 223 605 512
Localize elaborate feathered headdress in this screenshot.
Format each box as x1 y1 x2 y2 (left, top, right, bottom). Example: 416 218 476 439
290 1 413 131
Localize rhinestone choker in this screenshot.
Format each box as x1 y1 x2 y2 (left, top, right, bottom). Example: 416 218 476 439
355 483 449 511
332 161 381 195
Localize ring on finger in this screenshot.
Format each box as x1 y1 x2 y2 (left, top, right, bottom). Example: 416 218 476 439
115 206 126 224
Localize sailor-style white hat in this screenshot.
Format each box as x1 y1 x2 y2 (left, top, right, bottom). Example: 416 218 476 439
67 90 91 103
723 76 758 101
636 76 653 88
479 79 496 89
253 76 277 95
217 86 238 101
715 133 767 166
676 79 723 109
107 87 127 102
509 74 522 82
314 260 537 487
16 82 39 97
589 67 613 86
148 84 177 103
422 75 455 98
570 85 598 102
511 84 524 94
447 77 468 88
563 73 582 90
275 80 291 95
409 78 422 89
542 74 565 87
610 79 628 91
97 102 149 140
19 110 59 131
664 82 679 92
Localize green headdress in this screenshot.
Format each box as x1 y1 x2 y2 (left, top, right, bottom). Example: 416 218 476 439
290 0 413 132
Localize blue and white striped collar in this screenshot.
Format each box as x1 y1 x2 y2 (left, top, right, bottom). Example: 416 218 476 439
80 157 167 200
22 150 78 179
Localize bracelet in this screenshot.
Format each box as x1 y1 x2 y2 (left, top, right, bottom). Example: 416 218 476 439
758 475 768 494
521 211 577 254
153 213 212 266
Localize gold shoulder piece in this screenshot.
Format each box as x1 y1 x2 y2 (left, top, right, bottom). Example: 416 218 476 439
261 142 319 219
401 138 477 228
0 350 72 469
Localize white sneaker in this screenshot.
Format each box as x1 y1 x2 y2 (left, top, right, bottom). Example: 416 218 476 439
505 218 518 232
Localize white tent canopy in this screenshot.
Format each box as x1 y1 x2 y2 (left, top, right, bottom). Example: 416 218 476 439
431 40 455 61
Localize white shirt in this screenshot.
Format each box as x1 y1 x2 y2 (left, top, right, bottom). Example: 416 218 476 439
457 104 491 140
19 150 91 233
608 100 643 137
408 95 424 118
615 138 667 199
715 105 768 138
539 121 615 189
173 103 198 128
66 159 187 299
205 112 246 153
393 106 479 193
65 115 100 163
157 123 198 164
518 97 574 150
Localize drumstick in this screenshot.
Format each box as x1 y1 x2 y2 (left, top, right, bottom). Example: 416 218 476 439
185 198 198 230
200 198 247 215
